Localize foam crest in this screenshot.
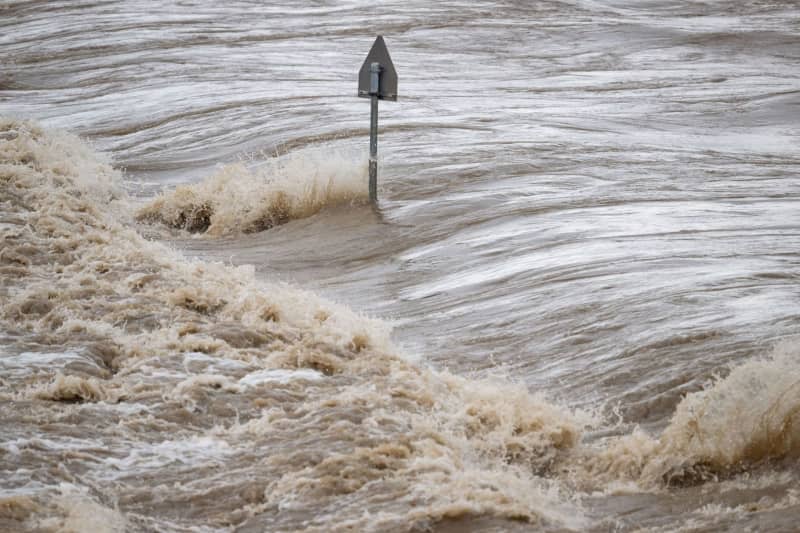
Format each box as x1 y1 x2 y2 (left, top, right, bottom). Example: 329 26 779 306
137 149 368 235
650 339 800 482
38 484 127 533
579 340 800 488
0 119 122 203
28 374 111 403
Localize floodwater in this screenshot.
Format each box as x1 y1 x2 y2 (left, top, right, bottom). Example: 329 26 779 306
1 1 800 531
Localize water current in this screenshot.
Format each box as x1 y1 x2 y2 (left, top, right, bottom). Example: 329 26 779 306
1 1 800 531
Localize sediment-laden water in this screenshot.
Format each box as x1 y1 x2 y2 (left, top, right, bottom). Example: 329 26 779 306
1 1 799 531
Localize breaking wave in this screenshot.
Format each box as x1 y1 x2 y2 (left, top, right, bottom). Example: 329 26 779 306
136 149 368 235
581 340 800 489
2 119 798 531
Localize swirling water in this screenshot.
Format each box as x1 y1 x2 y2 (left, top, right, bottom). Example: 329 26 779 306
1 1 800 531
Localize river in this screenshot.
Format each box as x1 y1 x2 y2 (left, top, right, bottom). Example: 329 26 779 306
1 1 800 531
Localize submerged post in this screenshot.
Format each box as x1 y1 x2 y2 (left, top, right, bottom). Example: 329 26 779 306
358 36 398 204
369 62 381 201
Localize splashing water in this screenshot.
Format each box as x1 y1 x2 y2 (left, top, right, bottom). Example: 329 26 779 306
137 149 368 235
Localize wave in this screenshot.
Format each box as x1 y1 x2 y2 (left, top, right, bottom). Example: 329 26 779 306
136 149 368 235
662 341 800 466
574 339 800 491
0 119 589 530
2 119 798 532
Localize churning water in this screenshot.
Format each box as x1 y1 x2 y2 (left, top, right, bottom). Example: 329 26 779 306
1 1 800 531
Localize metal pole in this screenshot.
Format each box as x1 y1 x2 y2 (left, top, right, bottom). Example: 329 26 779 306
369 62 381 203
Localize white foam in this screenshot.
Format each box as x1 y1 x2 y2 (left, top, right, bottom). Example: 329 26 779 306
238 368 324 387
0 351 87 377
182 351 250 372
1 436 102 455
103 436 234 473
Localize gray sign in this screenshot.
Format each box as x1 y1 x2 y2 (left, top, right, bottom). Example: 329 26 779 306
358 36 398 101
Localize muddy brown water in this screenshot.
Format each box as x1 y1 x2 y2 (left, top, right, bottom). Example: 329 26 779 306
1 1 800 531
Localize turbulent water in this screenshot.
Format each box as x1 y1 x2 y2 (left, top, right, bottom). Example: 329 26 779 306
2 1 800 531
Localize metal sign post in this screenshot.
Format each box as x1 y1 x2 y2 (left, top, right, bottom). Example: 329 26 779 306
358 36 397 203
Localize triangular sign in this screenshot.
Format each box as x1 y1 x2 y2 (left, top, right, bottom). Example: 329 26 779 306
358 36 398 101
